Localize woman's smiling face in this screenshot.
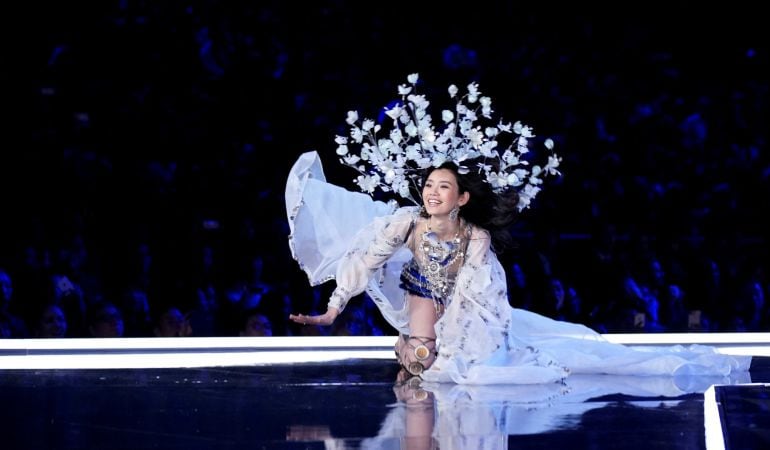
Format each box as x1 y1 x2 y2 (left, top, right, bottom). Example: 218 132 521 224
422 168 467 216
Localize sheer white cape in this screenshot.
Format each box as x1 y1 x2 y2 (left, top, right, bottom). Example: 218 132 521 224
286 151 752 385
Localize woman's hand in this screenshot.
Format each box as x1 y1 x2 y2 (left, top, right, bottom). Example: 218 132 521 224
289 307 339 326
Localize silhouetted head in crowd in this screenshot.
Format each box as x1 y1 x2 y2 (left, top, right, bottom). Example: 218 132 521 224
239 308 273 337
0 268 12 311
121 286 152 337
34 304 68 338
153 305 192 337
0 268 29 338
88 302 124 338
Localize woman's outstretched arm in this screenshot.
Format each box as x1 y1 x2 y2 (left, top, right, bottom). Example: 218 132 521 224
289 208 416 326
288 307 340 326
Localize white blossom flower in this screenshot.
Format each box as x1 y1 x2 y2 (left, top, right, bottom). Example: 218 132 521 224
544 155 561 176
405 145 422 161
506 172 521 186
432 153 449 167
517 195 532 210
396 179 411 198
468 128 484 148
513 168 529 180
486 171 507 189
382 163 397 184
421 128 436 144
518 184 542 210
408 94 429 110
467 82 479 98
342 154 360 165
390 128 403 144
404 122 418 137
513 121 534 138
350 127 364 143
479 140 498 157
517 136 530 154
356 174 380 193
385 105 402 121
501 150 519 165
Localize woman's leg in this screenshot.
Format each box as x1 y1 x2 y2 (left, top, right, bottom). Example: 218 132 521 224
395 295 440 375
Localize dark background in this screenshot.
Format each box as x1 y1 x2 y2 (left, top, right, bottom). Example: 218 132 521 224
3 1 768 337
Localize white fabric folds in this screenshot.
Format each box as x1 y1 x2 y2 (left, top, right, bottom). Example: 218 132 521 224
286 151 752 384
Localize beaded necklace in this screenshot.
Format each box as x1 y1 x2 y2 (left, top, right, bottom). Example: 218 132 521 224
420 217 466 315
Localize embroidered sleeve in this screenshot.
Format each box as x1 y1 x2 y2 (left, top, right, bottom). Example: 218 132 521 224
328 208 417 312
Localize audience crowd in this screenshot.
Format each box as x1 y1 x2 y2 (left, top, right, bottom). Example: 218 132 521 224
3 3 767 338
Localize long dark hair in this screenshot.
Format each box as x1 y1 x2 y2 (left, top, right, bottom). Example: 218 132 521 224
419 161 520 253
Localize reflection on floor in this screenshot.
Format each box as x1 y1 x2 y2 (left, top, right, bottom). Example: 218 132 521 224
0 356 768 449
0 359 770 450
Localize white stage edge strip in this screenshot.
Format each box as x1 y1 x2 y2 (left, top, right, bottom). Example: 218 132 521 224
704 385 726 450
1 333 769 370
704 383 770 450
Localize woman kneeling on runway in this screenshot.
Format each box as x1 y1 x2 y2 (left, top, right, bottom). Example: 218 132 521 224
286 73 750 384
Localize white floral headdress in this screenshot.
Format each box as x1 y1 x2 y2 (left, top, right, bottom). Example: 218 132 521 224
334 73 561 211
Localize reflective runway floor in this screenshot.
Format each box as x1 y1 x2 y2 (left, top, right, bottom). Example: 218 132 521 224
0 338 768 449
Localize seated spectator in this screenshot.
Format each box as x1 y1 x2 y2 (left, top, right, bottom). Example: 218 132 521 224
88 302 125 337
50 274 87 337
120 286 153 337
153 306 192 337
0 268 29 338
33 303 68 338
239 308 273 337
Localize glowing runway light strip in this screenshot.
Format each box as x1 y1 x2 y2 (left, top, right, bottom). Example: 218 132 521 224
0 350 398 370
602 332 770 345
1 334 769 370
